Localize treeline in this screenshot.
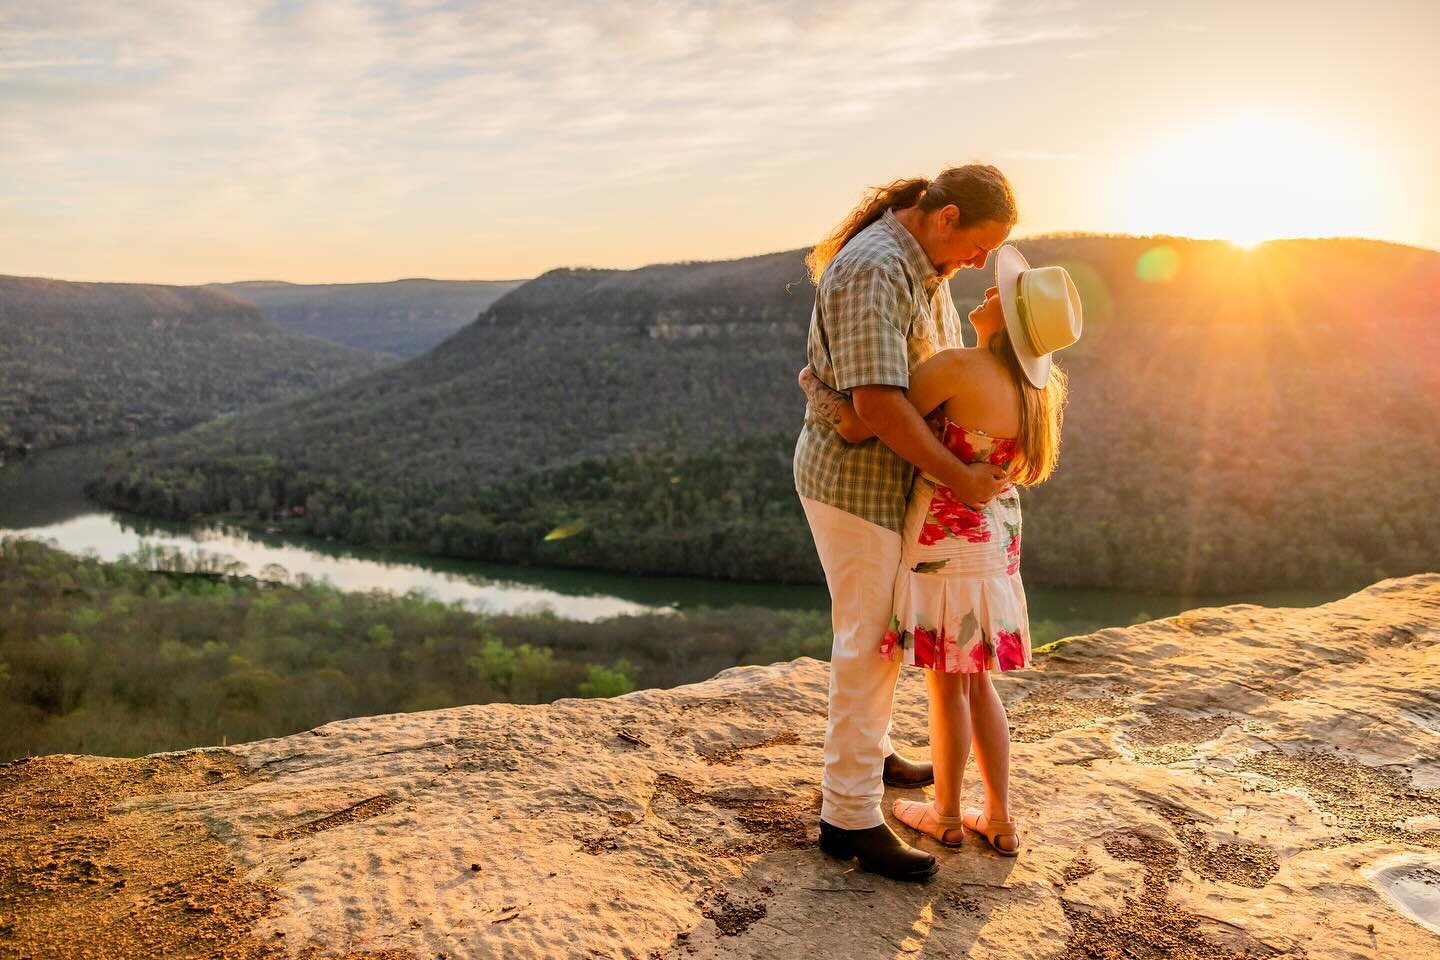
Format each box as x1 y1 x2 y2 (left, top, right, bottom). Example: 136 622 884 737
0 274 388 462
0 537 846 761
85 237 1440 593
89 431 818 580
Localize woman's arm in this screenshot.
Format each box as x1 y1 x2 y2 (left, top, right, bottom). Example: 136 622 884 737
821 349 966 442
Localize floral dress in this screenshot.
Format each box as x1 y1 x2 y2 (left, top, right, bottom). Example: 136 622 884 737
879 411 1032 673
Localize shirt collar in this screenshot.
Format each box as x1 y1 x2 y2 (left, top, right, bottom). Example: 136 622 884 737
881 207 942 294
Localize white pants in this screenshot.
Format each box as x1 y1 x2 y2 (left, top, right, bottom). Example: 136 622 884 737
800 494 903 829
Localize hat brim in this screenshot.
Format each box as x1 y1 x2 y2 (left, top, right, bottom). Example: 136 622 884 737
996 244 1049 389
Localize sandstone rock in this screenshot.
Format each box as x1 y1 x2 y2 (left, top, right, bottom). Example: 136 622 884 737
3 574 1438 958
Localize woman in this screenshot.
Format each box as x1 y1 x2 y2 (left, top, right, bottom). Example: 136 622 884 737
803 245 1080 855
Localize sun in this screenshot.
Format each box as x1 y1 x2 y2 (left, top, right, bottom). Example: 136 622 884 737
1113 110 1384 247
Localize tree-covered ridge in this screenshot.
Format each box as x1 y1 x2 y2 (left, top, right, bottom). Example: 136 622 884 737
0 275 392 461
0 536 843 761
87 237 1440 593
484 249 812 327
212 278 526 357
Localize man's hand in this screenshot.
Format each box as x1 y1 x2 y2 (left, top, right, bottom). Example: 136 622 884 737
941 460 1010 508
797 364 820 397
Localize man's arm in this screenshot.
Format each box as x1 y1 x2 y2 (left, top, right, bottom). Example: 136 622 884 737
799 365 870 440
802 350 965 443
814 262 1005 505
852 385 1008 507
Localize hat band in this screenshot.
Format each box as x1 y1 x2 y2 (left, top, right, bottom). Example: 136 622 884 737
1015 288 1049 356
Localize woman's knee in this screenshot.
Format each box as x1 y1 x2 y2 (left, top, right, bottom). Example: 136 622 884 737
926 669 969 705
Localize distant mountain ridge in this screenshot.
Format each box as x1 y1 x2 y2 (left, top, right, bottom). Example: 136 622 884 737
212 278 526 356
90 235 1440 593
483 251 811 335
0 274 390 461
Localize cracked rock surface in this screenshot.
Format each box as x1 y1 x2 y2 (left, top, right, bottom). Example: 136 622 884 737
2 574 1438 959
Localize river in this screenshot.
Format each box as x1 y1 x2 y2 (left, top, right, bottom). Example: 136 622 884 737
0 440 1350 630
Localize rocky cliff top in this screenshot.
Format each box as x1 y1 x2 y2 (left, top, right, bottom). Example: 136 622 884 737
4 574 1438 959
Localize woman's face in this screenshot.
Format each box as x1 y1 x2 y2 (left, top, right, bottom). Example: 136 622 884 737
968 285 1005 338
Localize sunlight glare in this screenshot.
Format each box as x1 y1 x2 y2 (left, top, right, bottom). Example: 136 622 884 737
1114 111 1385 246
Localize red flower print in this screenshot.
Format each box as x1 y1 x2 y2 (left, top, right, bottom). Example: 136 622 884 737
942 423 978 462
969 640 989 672
995 630 1026 671
913 625 938 669
924 487 991 544
1006 532 1021 575
879 614 902 658
989 437 1019 464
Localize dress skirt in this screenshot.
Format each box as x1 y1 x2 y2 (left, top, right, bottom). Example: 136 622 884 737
878 471 1032 673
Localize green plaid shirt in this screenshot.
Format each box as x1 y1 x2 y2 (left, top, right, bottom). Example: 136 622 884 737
792 208 966 533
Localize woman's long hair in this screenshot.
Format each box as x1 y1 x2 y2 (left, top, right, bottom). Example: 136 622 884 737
805 164 1017 284
987 326 1067 486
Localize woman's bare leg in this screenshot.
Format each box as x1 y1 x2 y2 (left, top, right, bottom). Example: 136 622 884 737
966 669 1017 848
926 669 971 823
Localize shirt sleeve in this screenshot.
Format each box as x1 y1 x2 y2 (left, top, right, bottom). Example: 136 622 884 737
822 262 913 393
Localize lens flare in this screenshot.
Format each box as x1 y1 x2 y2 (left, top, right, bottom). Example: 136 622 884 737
1136 246 1181 284
543 520 588 542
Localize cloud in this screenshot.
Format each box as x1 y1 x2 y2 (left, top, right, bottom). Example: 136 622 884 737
0 1 1099 231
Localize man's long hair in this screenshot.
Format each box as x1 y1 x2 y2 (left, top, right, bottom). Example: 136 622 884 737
805 164 1018 284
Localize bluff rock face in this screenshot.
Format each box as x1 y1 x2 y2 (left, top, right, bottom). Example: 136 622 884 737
3 575 1438 959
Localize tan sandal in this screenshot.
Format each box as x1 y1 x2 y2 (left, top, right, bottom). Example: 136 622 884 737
891 798 966 848
962 808 1022 856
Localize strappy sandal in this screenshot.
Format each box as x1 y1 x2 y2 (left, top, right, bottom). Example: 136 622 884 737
891 798 966 848
961 808 1022 856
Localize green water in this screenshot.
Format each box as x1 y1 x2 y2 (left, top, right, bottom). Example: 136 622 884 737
0 440 1350 628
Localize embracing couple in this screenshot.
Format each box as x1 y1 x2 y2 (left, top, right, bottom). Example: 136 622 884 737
793 164 1082 881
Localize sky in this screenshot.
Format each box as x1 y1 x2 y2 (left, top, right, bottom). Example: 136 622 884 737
1 0 1436 284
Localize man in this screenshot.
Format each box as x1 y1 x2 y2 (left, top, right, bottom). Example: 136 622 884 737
793 164 1017 880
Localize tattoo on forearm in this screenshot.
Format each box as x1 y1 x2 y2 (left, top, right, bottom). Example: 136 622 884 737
809 388 846 427
800 366 850 429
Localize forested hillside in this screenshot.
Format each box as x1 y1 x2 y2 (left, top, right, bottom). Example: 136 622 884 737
87 237 1440 593
0 275 391 462
213 278 525 356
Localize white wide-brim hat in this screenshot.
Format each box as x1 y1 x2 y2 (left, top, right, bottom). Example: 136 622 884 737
995 244 1083 388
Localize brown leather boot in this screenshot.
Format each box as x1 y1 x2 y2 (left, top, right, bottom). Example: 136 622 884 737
883 751 935 788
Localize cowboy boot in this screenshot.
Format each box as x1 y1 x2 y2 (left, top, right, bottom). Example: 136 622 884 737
882 750 935 788
819 819 938 882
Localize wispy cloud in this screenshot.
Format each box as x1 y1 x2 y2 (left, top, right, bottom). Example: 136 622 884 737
0 1 1098 225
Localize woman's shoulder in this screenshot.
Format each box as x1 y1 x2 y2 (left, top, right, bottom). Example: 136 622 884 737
937 348 1021 433
938 347 1010 388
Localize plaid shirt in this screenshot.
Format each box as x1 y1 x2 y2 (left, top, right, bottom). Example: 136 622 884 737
792 208 966 533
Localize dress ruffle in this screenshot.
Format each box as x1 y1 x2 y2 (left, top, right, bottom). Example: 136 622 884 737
880 567 1032 673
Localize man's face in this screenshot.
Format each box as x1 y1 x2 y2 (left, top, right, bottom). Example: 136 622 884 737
926 210 1013 278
